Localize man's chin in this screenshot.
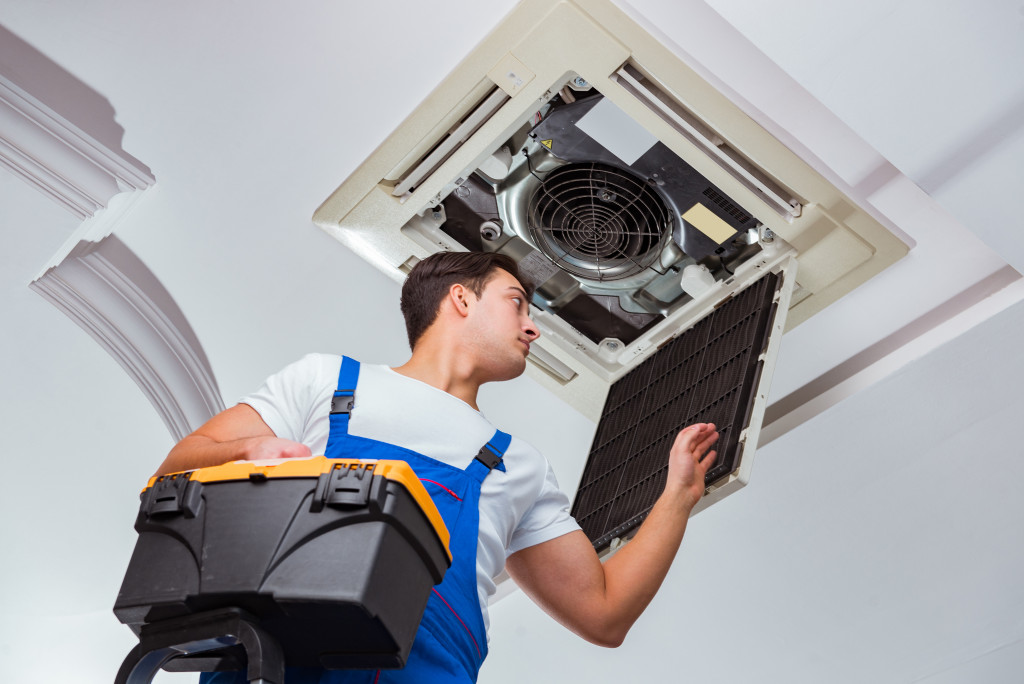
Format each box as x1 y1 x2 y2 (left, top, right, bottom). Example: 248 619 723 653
498 357 528 382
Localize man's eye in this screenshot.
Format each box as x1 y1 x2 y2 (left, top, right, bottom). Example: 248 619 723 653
512 297 522 306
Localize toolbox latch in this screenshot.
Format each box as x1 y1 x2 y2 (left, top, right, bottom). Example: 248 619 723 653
313 463 375 511
143 472 202 518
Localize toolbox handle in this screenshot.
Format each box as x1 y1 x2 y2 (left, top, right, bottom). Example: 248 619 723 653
141 473 202 518
311 462 376 512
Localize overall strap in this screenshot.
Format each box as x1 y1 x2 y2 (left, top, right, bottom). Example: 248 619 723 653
326 356 360 450
467 429 510 479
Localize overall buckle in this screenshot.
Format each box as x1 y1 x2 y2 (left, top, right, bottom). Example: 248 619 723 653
474 444 503 470
330 391 354 414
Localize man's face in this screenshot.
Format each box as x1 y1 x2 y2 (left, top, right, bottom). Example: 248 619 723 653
464 268 539 381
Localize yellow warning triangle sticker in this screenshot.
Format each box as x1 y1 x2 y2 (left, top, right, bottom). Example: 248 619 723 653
540 139 553 150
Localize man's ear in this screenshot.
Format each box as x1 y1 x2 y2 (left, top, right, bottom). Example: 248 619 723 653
448 283 471 317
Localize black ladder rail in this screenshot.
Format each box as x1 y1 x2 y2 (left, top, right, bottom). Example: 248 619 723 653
114 608 285 684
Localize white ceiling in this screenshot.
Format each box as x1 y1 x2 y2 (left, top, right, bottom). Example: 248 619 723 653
1 1 1022 682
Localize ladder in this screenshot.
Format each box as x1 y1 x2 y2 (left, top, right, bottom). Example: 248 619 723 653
114 608 284 684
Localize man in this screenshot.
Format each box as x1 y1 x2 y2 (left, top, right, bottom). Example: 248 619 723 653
157 251 719 683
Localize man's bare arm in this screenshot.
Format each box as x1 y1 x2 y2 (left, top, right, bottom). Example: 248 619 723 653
505 423 719 648
154 404 311 476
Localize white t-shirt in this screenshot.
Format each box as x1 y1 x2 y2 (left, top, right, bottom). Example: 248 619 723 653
240 353 581 634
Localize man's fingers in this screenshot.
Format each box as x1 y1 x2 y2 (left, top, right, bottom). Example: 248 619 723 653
694 430 719 457
672 426 694 451
285 443 313 459
676 424 719 453
675 422 713 444
697 449 718 468
249 437 312 461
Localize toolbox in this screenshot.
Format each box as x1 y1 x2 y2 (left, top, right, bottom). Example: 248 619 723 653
113 457 451 672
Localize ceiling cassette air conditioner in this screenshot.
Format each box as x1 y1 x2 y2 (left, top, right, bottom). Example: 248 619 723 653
313 0 909 540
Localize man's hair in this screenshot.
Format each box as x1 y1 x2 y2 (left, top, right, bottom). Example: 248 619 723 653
400 251 532 350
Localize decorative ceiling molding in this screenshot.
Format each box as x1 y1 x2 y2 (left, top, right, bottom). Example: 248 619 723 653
0 75 154 220
2 25 218 440
0 24 154 220
31 235 225 442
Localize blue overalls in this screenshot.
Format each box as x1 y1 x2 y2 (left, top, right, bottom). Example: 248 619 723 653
202 356 506 684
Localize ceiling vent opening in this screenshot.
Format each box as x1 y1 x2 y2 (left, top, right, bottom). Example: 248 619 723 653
429 82 772 357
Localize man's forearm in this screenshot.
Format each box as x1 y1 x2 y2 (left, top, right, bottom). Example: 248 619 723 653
153 404 311 476
589 424 717 643
154 435 266 476
505 486 700 649
506 423 717 649
592 484 697 644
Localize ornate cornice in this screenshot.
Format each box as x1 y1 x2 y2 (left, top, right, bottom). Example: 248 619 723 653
31 236 225 442
3 26 219 440
0 74 154 219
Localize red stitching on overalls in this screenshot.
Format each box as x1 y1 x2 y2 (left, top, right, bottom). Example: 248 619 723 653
431 587 482 660
419 478 462 501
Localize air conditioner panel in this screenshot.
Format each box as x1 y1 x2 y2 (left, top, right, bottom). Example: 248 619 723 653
312 0 909 503
314 0 907 327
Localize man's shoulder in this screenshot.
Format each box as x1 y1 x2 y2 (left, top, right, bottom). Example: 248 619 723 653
294 353 394 378
253 353 344 398
502 433 551 475
279 352 342 377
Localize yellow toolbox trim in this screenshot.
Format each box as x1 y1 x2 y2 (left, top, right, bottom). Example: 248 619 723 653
144 457 451 560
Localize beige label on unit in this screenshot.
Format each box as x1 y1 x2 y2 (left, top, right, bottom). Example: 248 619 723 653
682 203 738 244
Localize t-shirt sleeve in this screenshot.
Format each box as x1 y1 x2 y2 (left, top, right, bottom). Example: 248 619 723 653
239 353 334 444
506 460 582 555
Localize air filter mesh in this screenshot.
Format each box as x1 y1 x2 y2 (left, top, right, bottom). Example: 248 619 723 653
571 271 781 551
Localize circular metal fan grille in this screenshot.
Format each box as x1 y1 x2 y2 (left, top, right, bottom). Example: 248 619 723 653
527 162 670 281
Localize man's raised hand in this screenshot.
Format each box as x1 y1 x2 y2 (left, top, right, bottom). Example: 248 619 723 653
665 423 720 510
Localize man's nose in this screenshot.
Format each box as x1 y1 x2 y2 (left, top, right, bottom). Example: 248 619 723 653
523 315 540 341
